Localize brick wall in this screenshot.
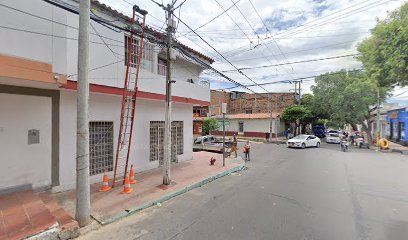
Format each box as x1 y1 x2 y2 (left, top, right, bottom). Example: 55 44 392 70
210 90 229 116
210 90 295 115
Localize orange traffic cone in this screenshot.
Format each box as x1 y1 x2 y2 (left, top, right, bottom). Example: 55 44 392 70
99 172 111 192
129 165 137 184
121 172 133 194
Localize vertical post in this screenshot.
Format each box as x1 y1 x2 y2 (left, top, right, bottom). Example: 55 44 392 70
163 4 173 185
76 0 90 227
221 103 227 167
222 113 226 167
376 88 381 142
294 81 297 135
268 94 273 142
276 117 280 142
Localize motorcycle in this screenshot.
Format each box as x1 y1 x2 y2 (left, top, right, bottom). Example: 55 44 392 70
340 140 349 152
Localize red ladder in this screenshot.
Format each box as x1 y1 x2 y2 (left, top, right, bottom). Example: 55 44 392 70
112 5 148 188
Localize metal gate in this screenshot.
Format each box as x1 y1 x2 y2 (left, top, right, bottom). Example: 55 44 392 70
89 121 114 176
150 121 183 164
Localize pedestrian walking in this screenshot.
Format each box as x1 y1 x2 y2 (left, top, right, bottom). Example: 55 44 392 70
228 134 238 158
243 141 251 161
285 128 291 139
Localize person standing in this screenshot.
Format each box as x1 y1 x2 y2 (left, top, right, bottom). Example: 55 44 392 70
243 141 251 161
229 134 238 158
285 128 291 139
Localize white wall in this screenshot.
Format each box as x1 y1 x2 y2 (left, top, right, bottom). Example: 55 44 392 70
57 90 193 191
0 93 52 191
220 119 286 135
221 119 272 133
64 1 210 102
0 0 67 74
0 0 210 102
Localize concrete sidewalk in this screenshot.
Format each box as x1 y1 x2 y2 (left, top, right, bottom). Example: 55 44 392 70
0 190 78 240
52 151 245 226
372 141 408 154
388 141 408 154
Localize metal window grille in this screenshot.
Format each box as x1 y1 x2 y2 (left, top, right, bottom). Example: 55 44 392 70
89 121 114 176
171 121 183 161
150 121 183 164
124 35 139 68
150 121 165 165
125 35 153 72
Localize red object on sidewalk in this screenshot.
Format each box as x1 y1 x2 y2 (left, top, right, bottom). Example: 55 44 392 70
210 157 216 165
121 173 133 194
99 172 111 192
129 165 137 184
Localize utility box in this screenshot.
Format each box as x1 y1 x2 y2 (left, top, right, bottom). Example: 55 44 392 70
28 129 40 144
221 103 227 114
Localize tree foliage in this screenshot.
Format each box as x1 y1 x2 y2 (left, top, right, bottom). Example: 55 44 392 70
357 3 408 87
281 105 313 125
311 70 378 136
202 118 218 135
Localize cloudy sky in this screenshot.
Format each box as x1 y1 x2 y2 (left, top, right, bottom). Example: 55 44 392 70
101 0 406 100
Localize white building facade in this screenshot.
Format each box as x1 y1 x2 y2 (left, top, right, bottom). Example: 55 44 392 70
0 0 212 192
212 113 287 139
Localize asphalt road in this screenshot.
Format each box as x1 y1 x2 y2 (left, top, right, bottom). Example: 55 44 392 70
80 142 408 240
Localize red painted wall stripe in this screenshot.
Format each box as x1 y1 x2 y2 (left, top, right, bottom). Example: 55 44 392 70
65 80 210 105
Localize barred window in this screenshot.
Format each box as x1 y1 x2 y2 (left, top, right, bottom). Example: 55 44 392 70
89 122 114 176
124 35 154 72
124 35 139 68
150 121 183 164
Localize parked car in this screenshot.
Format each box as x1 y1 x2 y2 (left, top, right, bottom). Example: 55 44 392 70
327 130 339 134
194 135 216 145
287 135 321 149
326 133 341 144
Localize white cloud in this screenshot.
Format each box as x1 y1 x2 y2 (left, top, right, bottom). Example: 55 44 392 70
99 0 406 97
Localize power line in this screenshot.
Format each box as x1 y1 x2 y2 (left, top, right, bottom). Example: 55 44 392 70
212 0 294 82
220 54 359 72
227 0 296 78
213 40 357 64
218 68 365 90
178 0 242 38
90 22 122 58
212 0 252 44
248 0 270 34
220 0 389 58
173 12 269 92
278 0 391 39
179 31 369 40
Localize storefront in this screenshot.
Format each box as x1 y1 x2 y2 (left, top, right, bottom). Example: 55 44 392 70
386 108 408 144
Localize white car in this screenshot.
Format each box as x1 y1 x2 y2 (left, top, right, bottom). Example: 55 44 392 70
287 135 321 149
326 133 341 144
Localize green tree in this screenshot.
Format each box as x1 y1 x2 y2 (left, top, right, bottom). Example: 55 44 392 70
311 70 378 143
202 118 218 135
281 105 313 136
299 94 316 133
357 3 408 87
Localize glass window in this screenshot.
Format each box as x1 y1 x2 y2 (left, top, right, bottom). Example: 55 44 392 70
238 121 244 132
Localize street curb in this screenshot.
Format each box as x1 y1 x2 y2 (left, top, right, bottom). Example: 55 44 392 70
96 160 245 226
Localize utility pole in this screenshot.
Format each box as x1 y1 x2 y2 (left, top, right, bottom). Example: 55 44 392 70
163 3 174 185
76 0 90 227
376 88 381 141
222 103 227 167
268 94 273 142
